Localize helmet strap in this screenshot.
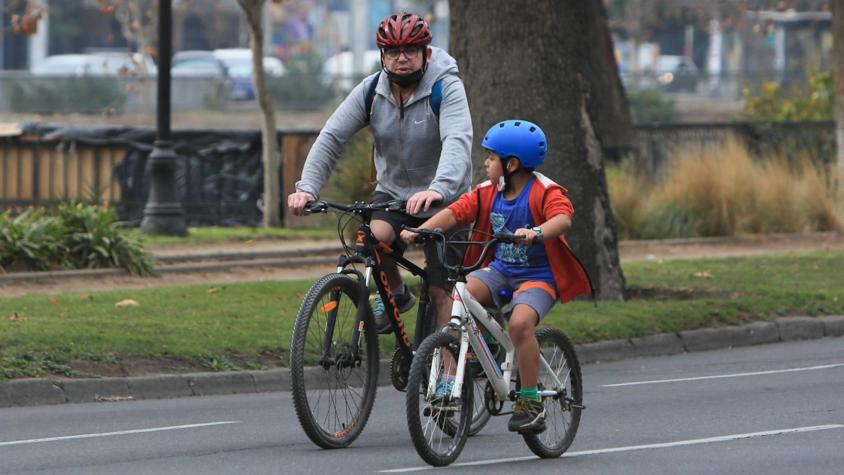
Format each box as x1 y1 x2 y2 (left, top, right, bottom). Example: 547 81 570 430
382 52 428 88
497 156 517 193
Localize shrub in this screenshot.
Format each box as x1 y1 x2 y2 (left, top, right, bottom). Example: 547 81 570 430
608 138 842 238
605 161 651 239
626 89 677 124
0 204 155 276
4 76 126 114
58 203 156 276
268 54 335 110
0 209 66 271
322 133 376 204
742 70 832 122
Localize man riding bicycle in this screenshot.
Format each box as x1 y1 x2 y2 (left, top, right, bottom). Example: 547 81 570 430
287 12 473 333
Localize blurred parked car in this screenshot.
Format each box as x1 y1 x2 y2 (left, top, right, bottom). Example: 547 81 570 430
32 52 156 77
322 50 382 92
171 50 228 78
212 48 285 101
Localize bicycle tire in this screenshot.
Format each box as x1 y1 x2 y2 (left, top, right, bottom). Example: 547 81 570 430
522 327 583 458
406 331 473 466
290 273 379 449
415 301 490 436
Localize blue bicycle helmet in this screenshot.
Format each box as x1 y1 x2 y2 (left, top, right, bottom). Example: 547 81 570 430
482 120 547 168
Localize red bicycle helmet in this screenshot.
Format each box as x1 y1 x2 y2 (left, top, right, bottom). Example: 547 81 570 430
376 12 432 48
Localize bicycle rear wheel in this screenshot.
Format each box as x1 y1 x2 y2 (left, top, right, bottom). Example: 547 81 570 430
290 273 379 449
406 331 473 467
522 327 583 458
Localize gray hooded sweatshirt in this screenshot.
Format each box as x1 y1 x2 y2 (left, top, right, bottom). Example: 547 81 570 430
295 47 473 215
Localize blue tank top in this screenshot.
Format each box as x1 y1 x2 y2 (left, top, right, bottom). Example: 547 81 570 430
489 177 554 283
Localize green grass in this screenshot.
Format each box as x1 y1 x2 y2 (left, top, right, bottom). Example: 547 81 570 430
132 226 336 246
1 250 842 381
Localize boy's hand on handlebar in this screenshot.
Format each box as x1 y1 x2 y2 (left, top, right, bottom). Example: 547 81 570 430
287 191 316 216
514 227 538 247
406 190 443 215
400 229 420 245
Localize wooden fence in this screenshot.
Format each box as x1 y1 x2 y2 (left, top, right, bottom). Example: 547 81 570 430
0 133 124 209
0 121 835 225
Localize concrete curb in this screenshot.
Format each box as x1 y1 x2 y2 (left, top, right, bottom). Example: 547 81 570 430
2 315 842 409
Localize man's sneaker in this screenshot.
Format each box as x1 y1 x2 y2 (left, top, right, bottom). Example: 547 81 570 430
507 398 546 434
372 287 417 334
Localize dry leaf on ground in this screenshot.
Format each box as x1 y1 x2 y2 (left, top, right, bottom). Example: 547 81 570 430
115 299 140 308
9 312 22 321
693 271 712 279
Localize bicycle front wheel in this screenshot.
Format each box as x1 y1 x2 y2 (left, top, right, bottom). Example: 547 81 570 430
522 327 583 458
290 273 379 449
406 331 473 467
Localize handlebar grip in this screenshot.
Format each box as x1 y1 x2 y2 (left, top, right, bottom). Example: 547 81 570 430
492 232 525 244
303 200 328 213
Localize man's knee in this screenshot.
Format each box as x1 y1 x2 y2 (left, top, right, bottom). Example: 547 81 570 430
370 220 396 244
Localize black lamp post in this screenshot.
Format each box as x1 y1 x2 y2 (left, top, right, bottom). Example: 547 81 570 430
141 0 186 236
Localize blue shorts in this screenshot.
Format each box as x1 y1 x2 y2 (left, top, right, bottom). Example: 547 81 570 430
467 267 557 322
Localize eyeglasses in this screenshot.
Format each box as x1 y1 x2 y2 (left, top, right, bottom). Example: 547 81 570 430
382 46 422 60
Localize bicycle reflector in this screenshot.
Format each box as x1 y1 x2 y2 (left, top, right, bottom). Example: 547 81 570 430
321 301 338 313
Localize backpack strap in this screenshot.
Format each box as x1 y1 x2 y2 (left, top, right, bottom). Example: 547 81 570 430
430 79 443 118
364 74 379 123
366 75 443 122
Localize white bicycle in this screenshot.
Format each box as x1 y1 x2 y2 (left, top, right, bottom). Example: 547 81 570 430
403 227 584 467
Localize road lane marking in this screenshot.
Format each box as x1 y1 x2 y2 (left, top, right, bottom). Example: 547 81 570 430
0 421 240 447
602 362 844 387
381 424 844 472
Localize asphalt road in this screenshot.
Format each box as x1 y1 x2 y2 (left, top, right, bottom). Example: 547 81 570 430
1 338 842 474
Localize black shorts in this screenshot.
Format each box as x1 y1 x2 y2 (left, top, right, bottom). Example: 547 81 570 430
371 191 467 290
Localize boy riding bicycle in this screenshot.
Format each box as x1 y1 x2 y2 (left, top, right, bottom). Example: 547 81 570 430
401 119 592 434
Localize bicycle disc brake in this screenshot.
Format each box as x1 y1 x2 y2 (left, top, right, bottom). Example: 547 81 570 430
390 347 412 391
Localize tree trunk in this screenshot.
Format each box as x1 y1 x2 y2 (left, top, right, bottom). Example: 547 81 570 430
238 0 281 227
834 0 844 197
450 0 631 300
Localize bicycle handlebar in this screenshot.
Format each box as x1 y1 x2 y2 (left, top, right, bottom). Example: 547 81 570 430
401 226 524 277
303 199 408 215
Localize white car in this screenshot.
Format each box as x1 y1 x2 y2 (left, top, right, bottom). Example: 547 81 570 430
212 48 285 101
32 53 157 77
322 50 382 92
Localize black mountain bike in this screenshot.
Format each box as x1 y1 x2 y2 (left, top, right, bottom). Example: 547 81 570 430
289 200 491 449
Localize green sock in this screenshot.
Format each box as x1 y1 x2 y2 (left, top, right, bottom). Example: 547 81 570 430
520 386 539 401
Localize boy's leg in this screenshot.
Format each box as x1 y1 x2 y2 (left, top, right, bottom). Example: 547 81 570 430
508 305 540 389
507 281 557 434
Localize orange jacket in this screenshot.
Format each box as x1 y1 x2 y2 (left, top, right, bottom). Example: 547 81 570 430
447 173 593 303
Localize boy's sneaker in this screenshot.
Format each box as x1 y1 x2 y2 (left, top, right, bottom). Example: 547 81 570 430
372 288 417 334
507 398 546 434
427 378 457 413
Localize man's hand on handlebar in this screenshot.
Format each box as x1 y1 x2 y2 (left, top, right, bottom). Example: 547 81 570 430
406 190 443 216
287 191 316 216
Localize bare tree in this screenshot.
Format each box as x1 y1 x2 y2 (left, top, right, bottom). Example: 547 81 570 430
835 0 844 196
450 0 632 300
237 0 281 227
91 0 158 78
